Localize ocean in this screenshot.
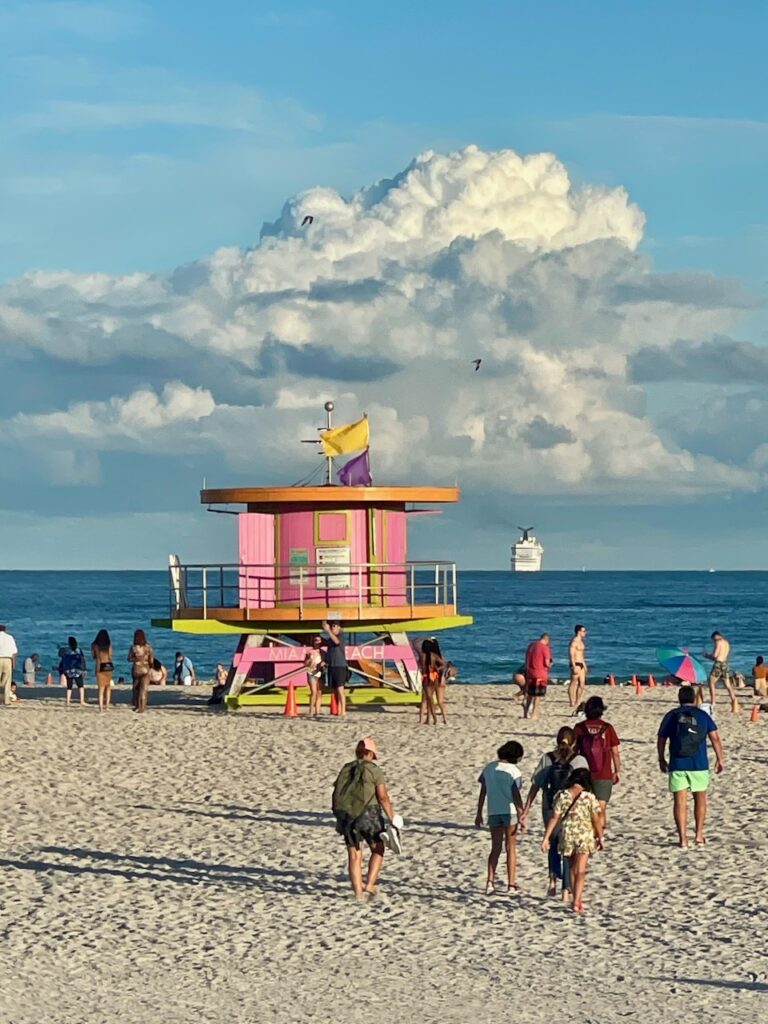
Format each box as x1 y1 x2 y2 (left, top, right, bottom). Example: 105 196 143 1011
1 570 766 683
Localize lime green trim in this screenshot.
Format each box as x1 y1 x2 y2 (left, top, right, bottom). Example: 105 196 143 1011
152 614 473 635
226 687 420 709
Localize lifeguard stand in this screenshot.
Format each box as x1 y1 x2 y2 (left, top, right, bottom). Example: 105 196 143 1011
154 410 472 708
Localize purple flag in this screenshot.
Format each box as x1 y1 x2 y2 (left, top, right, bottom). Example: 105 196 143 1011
337 449 372 486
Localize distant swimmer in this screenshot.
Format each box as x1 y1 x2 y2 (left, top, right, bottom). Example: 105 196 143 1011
568 624 588 708
472 359 482 372
703 630 739 713
301 215 314 226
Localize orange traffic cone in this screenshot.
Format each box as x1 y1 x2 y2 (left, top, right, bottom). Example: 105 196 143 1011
648 674 657 689
46 673 53 687
329 691 340 716
750 704 760 723
608 674 616 687
633 674 642 695
283 681 299 718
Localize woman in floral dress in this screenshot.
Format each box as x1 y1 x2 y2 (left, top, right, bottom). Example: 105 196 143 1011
540 767 604 913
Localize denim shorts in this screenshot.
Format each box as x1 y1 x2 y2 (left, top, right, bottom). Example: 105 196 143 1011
488 813 515 828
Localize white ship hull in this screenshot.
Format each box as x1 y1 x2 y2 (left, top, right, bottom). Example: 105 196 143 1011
510 539 543 572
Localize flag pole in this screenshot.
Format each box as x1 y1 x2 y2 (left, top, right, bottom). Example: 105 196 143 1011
324 400 334 485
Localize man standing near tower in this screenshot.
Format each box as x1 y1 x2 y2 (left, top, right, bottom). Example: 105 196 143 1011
524 632 552 721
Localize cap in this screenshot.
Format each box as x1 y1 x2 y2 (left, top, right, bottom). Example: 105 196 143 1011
359 736 379 759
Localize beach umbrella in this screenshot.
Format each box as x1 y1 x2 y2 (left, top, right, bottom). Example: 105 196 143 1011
655 646 708 683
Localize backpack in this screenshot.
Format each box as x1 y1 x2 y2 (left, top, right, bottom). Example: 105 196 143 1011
670 708 707 759
544 754 573 805
578 723 611 776
60 648 85 679
332 761 376 821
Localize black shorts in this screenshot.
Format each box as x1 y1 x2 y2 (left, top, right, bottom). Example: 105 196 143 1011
328 666 349 689
526 680 547 698
66 674 84 690
335 804 387 849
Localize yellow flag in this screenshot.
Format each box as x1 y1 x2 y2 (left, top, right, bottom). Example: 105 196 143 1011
320 416 369 457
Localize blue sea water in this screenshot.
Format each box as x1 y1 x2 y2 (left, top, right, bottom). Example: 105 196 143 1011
1 570 766 683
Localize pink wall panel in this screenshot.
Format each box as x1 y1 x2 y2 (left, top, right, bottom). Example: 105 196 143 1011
238 512 275 608
384 510 407 602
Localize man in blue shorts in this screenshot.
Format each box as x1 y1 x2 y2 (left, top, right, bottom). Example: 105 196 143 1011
657 685 725 848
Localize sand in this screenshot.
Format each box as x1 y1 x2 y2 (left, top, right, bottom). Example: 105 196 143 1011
0 682 766 1024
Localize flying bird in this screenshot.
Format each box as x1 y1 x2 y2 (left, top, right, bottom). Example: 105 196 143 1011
301 215 314 226
472 359 482 372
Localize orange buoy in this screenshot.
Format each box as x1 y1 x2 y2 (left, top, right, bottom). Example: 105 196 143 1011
283 681 299 717
750 704 760 723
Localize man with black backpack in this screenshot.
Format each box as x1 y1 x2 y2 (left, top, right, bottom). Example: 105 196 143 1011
657 685 725 848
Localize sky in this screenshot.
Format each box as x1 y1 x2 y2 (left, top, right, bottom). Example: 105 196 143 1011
1 0 767 570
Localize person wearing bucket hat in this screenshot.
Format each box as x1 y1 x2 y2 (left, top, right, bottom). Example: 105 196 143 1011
332 737 396 899
574 695 621 825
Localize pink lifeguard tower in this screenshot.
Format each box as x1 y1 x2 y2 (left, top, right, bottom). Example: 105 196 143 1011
156 404 472 708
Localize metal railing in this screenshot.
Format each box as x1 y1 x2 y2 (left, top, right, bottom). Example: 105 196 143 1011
169 560 458 619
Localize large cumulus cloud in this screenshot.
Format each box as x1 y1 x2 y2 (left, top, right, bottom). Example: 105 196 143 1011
1 144 764 500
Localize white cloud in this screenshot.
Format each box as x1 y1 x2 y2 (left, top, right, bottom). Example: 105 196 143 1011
1 144 764 500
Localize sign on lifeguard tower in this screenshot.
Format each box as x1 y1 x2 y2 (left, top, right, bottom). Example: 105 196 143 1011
154 402 472 708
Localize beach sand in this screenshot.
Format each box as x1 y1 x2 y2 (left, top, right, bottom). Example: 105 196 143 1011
0 683 766 1023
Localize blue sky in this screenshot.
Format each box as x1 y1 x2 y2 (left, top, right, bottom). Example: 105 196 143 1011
1 0 767 569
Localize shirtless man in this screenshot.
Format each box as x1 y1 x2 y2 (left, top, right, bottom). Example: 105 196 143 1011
703 631 740 713
568 624 588 708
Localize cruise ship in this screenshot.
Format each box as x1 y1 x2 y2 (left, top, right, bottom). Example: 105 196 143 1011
510 526 544 572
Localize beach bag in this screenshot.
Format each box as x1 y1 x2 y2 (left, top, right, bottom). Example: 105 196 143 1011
544 755 573 805
332 761 376 821
670 708 707 759
578 724 610 776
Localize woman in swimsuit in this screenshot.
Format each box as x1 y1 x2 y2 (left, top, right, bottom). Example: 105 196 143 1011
304 635 325 717
418 638 445 725
433 660 456 725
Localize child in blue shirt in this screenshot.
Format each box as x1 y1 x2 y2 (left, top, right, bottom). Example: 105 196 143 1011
475 740 525 895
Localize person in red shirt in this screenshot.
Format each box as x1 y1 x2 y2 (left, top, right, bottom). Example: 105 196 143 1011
523 633 553 720
574 695 621 825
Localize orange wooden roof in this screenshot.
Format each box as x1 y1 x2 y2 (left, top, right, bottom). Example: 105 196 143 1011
201 485 460 506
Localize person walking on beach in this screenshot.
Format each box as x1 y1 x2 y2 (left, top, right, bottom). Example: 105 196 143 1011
332 737 396 899
523 633 552 720
574 696 621 826
0 624 18 707
129 630 154 713
323 618 348 717
541 767 604 914
475 740 526 895
703 631 739 713
91 629 114 712
568 624 588 708
304 636 325 717
657 684 724 848
520 726 588 899
60 636 87 707
173 651 196 687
